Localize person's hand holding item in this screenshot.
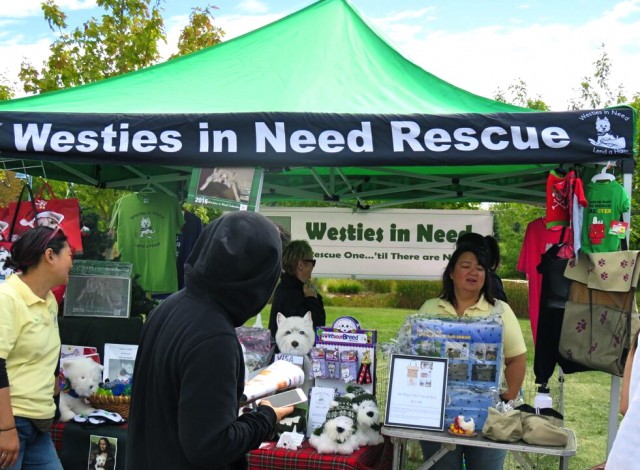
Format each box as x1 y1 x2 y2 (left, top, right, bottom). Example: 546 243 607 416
260 400 294 423
303 280 317 298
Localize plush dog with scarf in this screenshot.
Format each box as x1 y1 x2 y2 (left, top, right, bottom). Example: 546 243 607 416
59 356 103 422
309 405 359 454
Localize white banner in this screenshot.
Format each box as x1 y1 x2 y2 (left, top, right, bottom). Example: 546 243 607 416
261 208 493 280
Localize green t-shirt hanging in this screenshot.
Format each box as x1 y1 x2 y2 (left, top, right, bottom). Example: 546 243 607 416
581 180 630 253
110 193 184 293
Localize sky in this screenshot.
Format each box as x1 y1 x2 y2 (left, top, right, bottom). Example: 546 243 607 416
0 0 639 111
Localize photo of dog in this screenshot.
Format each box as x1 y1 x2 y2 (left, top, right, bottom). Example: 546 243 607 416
196 167 255 203
198 168 241 201
115 360 134 382
94 453 107 469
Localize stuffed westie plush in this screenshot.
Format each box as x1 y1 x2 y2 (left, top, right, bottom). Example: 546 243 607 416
345 385 384 446
309 405 359 454
59 356 104 422
275 311 315 393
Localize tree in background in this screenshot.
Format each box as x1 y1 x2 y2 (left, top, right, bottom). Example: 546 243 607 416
492 203 545 279
2 0 225 229
494 78 550 111
568 44 627 110
19 0 223 94
0 73 14 101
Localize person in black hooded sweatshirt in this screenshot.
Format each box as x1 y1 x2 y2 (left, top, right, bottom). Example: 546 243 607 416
126 212 293 470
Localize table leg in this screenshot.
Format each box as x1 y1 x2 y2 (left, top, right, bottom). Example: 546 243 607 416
417 443 456 470
510 451 534 470
559 455 569 470
390 437 406 470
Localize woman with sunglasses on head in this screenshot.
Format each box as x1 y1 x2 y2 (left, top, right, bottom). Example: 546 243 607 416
0 226 72 470
268 240 326 341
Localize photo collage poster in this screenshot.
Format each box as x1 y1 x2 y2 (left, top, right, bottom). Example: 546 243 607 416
409 316 503 428
64 260 133 318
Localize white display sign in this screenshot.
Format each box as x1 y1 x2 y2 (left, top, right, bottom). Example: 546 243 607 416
261 208 493 279
384 354 448 431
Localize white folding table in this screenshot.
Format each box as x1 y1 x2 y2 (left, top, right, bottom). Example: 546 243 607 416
381 425 577 470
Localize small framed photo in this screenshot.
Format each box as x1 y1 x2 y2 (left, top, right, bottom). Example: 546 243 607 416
87 435 117 470
384 354 448 431
64 261 132 318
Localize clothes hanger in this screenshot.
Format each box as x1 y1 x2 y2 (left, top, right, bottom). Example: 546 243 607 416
553 164 567 177
591 162 615 182
138 183 156 194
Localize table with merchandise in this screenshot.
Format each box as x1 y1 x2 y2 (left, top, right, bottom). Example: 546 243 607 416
381 426 576 470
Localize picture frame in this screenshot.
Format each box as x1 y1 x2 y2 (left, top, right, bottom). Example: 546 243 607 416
384 354 448 431
103 343 138 383
87 435 117 470
64 260 132 318
187 167 263 211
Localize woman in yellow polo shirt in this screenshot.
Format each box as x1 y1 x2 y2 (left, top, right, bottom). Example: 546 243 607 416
418 243 527 470
0 226 72 469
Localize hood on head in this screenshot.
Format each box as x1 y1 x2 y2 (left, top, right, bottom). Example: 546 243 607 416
184 211 282 327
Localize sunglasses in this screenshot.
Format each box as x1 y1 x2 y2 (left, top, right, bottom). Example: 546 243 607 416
304 259 317 267
39 226 61 253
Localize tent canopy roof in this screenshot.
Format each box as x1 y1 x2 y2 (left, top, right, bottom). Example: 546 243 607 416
0 0 524 115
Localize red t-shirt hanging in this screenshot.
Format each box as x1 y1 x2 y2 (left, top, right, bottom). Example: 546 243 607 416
517 217 564 344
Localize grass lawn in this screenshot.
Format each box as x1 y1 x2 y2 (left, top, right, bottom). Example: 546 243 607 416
259 305 615 469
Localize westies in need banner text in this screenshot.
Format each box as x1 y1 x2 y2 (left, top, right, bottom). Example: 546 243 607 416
260 208 493 280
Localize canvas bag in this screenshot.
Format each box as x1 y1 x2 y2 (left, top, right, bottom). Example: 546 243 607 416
0 184 37 281
559 251 640 376
521 414 568 446
32 182 83 254
482 407 523 443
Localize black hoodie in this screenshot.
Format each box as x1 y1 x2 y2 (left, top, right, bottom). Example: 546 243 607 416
126 212 282 470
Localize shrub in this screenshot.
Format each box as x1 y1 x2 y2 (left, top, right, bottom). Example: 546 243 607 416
326 293 394 308
393 280 441 309
363 279 395 293
503 280 528 319
325 279 364 295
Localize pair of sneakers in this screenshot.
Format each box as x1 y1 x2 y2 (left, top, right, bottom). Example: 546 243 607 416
72 409 126 425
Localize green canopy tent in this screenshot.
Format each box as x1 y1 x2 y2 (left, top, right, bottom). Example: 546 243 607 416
0 0 636 206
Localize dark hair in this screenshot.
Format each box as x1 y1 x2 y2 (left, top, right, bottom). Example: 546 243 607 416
456 232 501 271
439 243 495 307
3 226 68 274
273 223 292 251
98 437 111 455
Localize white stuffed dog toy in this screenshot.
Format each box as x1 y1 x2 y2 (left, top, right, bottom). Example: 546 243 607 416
346 385 384 446
59 356 104 422
275 311 315 393
309 405 359 454
275 311 315 356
